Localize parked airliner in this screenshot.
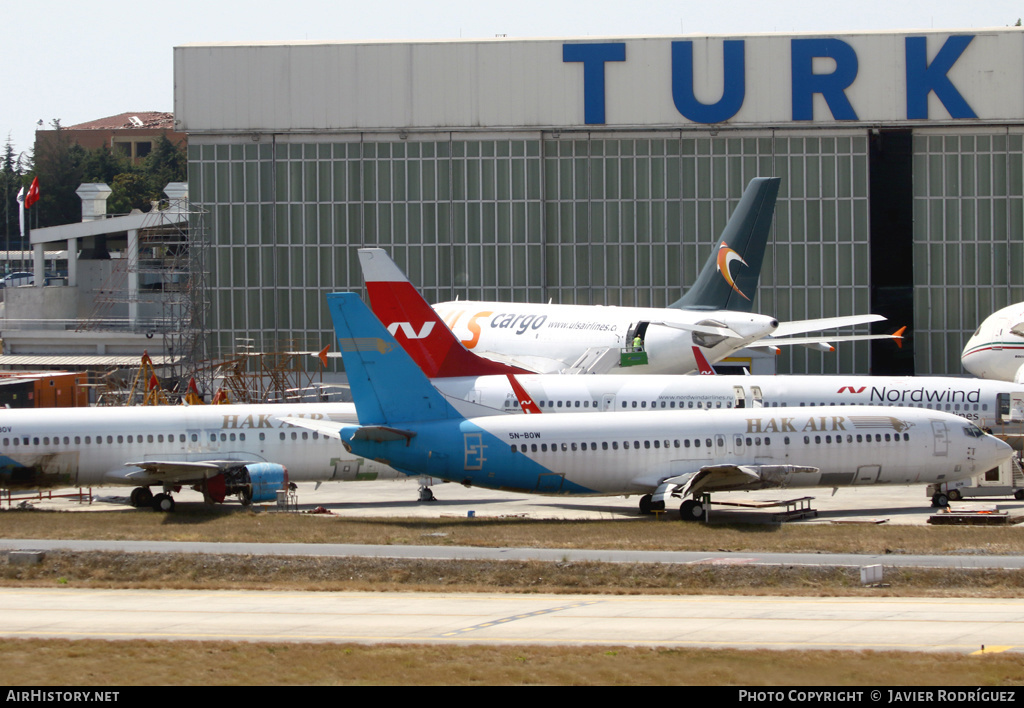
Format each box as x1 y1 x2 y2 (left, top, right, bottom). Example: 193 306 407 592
362 245 1024 439
361 178 890 376
962 302 1024 383
320 292 1012 520
0 403 399 511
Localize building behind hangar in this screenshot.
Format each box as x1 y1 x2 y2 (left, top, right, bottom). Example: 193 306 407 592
174 29 1024 376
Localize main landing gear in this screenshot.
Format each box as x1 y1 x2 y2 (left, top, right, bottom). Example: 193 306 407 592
130 486 175 512
639 493 707 521
679 498 706 521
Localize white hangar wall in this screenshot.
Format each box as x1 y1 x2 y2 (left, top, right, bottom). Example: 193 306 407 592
175 31 1024 130
175 30 1024 376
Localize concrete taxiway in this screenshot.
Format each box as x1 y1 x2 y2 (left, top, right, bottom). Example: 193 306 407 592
8 478 1024 526
0 587 1020 653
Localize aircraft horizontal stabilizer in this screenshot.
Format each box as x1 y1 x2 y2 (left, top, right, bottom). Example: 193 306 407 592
350 425 417 444
278 417 346 439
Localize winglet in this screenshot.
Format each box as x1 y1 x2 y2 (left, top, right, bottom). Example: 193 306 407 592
692 346 716 375
506 374 542 414
891 325 907 350
358 248 530 378
318 345 330 368
671 177 780 313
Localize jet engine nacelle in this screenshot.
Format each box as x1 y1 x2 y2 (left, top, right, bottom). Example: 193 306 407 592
235 462 290 504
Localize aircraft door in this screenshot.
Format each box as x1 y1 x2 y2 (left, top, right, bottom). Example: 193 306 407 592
535 472 566 493
750 386 764 408
601 394 616 411
732 386 746 409
853 465 881 485
931 421 949 457
1013 394 1024 422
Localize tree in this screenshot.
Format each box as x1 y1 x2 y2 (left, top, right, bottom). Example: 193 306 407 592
26 121 190 223
1 136 24 254
31 119 87 227
144 134 187 191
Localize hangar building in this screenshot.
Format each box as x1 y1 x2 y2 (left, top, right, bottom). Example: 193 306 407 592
173 29 1024 375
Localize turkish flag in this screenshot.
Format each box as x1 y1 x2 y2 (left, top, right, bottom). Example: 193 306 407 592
24 177 40 209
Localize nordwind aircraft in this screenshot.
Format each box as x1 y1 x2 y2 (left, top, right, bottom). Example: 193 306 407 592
962 302 1024 383
387 177 892 376
0 403 399 511
363 256 1024 433
318 291 1012 521
359 253 1024 506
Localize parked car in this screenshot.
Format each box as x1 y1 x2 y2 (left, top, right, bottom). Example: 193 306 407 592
0 272 34 288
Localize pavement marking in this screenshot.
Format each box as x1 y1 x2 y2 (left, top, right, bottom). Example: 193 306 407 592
439 601 602 637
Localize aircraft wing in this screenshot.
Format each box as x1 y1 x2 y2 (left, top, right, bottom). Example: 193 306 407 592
652 463 820 503
110 460 249 485
771 314 884 337
751 330 904 351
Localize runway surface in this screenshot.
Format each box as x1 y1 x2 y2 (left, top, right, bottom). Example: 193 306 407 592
2 538 1024 569
0 587 1020 653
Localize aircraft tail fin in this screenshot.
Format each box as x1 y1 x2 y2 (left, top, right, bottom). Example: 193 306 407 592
326 292 459 426
358 248 529 378
671 176 780 313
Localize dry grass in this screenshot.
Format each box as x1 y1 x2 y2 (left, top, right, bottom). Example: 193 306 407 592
4 551 1024 598
4 508 1024 686
2 507 1023 556
2 639 1023 686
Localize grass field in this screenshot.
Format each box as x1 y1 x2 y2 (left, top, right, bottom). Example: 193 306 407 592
2 507 1023 685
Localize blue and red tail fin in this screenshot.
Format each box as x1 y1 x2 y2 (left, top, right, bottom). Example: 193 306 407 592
358 248 529 378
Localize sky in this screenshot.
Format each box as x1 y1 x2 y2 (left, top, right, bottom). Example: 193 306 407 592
3 0 1021 166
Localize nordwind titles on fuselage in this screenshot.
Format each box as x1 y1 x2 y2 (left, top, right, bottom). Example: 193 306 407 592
867 385 981 404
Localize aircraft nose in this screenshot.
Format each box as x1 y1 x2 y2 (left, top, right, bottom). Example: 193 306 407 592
986 434 1014 466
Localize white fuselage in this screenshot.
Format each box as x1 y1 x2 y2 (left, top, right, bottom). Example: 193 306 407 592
962 302 1024 383
0 403 398 490
346 406 1011 497
432 373 1024 434
432 300 779 375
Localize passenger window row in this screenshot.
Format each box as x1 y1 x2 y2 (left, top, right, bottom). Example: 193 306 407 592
4 429 329 447
508 432 911 454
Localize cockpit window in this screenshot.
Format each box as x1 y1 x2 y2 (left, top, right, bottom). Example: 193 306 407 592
963 425 984 438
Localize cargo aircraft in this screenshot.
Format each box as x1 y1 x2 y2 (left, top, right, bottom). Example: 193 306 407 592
0 403 399 511
374 177 892 376
317 292 1011 521
961 302 1024 383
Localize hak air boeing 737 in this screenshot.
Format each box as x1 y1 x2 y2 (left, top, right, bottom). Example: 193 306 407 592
0 403 399 511
316 292 1010 521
